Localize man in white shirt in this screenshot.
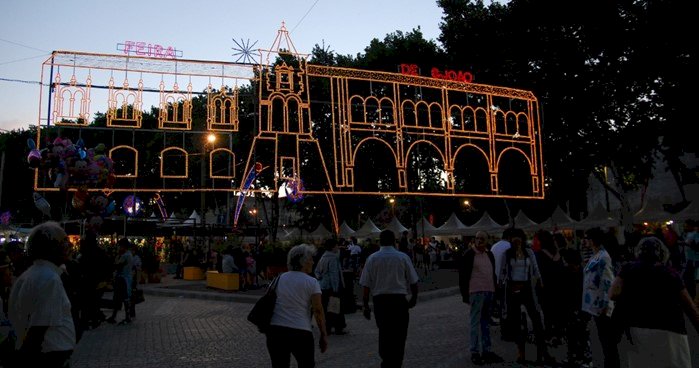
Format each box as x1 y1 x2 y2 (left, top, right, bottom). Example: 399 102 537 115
489 228 514 325
9 221 75 367
491 228 514 283
221 247 238 273
347 236 362 273
360 230 419 368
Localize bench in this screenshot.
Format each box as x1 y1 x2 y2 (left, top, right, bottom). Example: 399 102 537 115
206 271 240 291
183 266 206 280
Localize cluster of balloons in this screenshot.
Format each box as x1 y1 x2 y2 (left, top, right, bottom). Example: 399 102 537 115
27 137 115 189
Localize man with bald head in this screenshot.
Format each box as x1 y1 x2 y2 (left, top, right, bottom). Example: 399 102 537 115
459 231 503 365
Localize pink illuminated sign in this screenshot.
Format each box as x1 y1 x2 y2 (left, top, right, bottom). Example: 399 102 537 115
116 41 183 59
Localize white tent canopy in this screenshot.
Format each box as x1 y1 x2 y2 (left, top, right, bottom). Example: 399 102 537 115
414 216 438 237
164 211 180 224
468 211 506 235
674 201 698 222
513 210 539 231
308 223 333 240
339 221 356 238
182 210 201 225
354 218 382 238
539 206 578 230
383 216 409 237
634 198 674 223
579 202 617 229
435 213 470 236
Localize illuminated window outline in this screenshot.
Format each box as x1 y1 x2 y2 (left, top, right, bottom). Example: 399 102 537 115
160 147 189 178
109 145 139 178
209 148 236 179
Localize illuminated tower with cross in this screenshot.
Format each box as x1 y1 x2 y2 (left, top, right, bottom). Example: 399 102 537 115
240 24 335 212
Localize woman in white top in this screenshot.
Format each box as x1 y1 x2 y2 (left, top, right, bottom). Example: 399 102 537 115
499 228 553 365
266 244 327 368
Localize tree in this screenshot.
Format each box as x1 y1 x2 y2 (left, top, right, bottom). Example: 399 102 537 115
438 0 696 228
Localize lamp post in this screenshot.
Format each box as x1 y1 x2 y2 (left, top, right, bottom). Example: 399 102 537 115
201 133 217 221
389 198 396 217
249 208 258 244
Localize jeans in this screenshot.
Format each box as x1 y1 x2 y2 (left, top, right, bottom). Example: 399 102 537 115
469 291 494 353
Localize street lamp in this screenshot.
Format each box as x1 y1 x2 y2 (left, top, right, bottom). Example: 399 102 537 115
201 133 217 222
389 198 396 217
206 133 216 144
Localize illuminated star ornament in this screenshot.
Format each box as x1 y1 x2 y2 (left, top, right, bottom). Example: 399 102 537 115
231 38 259 64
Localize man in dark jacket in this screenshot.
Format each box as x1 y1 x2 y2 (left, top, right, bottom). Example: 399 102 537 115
458 231 503 365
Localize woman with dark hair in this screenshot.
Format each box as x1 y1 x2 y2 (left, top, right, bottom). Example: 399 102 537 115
266 244 327 368
315 239 347 335
609 236 699 367
499 228 553 365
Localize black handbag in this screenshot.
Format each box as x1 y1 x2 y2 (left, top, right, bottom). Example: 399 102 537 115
131 289 145 304
247 276 279 333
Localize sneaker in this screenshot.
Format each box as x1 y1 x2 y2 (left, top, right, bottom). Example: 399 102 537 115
482 351 504 364
471 352 483 365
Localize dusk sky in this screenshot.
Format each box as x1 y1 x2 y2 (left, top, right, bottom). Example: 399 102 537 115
0 0 444 131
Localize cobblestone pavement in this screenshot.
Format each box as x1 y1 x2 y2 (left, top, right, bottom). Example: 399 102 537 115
71 273 699 368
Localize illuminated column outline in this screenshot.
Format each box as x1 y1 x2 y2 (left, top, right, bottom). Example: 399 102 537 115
107 75 143 128
207 86 239 131
53 71 91 125
158 80 193 130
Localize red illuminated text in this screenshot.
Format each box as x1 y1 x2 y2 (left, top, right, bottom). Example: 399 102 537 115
399 63 474 83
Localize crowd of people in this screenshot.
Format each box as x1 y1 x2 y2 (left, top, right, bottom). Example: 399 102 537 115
0 223 146 367
457 223 699 367
1 219 699 367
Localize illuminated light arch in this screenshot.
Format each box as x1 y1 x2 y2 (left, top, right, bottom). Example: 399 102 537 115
405 140 448 192
109 145 139 178
160 147 189 178
495 147 537 195
449 105 488 132
209 148 236 179
351 136 399 168
452 143 493 194
405 140 447 169
351 137 401 192
494 110 530 136
452 143 491 168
